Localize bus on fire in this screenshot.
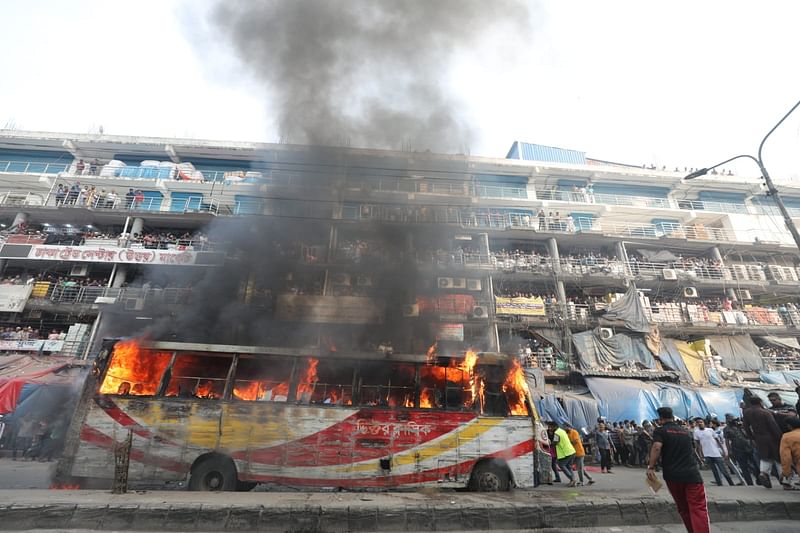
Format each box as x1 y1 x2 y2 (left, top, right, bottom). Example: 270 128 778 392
56 338 545 491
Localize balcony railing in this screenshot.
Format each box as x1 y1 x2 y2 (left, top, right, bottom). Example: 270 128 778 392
475 184 528 200
676 199 749 214
536 189 671 209
0 160 70 175
30 285 194 305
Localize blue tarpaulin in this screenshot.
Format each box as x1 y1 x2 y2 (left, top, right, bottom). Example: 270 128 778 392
659 339 692 381
561 392 601 432
759 371 800 385
585 378 744 423
534 394 569 425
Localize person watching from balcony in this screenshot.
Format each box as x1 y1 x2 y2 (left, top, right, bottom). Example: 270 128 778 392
75 160 85 175
125 189 135 209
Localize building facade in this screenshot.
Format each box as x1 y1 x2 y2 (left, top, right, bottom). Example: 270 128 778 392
0 130 798 417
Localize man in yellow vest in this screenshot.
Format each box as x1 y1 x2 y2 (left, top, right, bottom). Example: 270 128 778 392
548 421 577 487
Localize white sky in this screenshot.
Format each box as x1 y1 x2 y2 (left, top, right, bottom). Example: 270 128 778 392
1 0 799 182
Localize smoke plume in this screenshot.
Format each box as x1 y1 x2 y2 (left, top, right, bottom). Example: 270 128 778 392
210 0 530 152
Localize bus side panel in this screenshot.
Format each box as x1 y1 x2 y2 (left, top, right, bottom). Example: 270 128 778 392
71 396 221 483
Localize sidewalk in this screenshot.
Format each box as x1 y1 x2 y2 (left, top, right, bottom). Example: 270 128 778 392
0 484 797 532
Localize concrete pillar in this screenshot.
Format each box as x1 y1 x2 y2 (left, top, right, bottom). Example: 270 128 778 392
710 246 723 264
130 217 144 238
111 264 128 288
710 246 737 300
547 237 561 273
12 212 28 231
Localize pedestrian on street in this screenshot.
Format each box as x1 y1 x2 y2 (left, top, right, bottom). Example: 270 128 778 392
742 396 783 488
592 421 615 473
648 407 710 533
779 417 800 490
548 421 577 487
693 418 735 486
723 414 758 486
565 422 594 486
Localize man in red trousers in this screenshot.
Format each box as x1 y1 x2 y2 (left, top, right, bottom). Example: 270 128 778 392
648 407 710 533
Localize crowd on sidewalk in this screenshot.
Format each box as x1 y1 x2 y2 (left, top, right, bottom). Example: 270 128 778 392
538 385 800 493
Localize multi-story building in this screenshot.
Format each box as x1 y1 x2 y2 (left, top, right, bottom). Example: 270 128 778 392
0 130 798 418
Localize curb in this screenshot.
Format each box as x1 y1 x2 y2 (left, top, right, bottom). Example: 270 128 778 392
0 498 794 531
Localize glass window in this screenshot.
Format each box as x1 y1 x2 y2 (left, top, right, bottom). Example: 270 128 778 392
419 361 471 410
232 355 294 402
164 354 232 400
297 358 355 406
99 341 172 396
357 362 416 408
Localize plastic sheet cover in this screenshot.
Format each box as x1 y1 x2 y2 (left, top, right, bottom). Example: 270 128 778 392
561 392 601 433
524 367 546 395
658 339 693 381
599 286 651 333
585 377 742 423
708 335 763 371
573 330 656 370
759 370 800 385
671 340 707 383
759 336 800 350
533 394 569 424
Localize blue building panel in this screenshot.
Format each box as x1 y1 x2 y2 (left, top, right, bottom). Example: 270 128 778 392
507 141 586 165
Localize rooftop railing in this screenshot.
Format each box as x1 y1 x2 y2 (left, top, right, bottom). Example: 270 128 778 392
29 284 194 306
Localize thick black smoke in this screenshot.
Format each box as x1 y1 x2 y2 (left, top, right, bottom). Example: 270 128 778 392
210 0 530 152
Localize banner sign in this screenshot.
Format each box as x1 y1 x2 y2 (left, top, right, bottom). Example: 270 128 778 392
276 295 385 324
0 339 64 352
0 284 33 312
495 296 546 316
24 245 198 265
435 323 464 342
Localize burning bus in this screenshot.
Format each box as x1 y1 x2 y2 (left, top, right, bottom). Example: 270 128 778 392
56 338 544 491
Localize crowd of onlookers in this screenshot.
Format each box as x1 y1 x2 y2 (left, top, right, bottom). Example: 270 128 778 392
55 183 147 210
759 346 800 369
542 390 799 490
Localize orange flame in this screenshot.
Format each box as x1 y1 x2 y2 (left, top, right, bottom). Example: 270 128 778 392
420 388 434 408
99 339 172 396
502 359 530 416
296 358 319 400
232 380 267 401
426 342 438 364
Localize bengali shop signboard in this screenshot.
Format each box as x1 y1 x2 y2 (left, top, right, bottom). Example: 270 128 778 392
25 245 198 265
0 339 64 352
0 284 34 312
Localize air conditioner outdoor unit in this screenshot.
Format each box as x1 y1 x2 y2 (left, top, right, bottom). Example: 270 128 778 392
123 298 144 311
466 279 482 291
332 273 351 286
70 264 89 277
471 306 489 318
737 289 752 301
438 277 454 289
451 278 467 289
599 328 614 340
662 269 678 280
402 304 419 317
683 287 699 298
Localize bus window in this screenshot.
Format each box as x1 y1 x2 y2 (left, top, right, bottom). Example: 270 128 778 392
302 358 355 406
164 354 232 400
99 340 172 396
419 362 471 410
232 355 294 402
357 361 415 408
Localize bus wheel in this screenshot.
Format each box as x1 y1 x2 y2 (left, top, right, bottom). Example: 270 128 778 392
469 461 510 492
188 455 237 491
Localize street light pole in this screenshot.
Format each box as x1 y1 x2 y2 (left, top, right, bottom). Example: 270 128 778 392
683 98 800 253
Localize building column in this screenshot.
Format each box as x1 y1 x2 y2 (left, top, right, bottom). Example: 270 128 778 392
111 264 128 288
130 217 144 238
487 275 500 352
615 241 631 276
710 246 738 302
547 237 561 273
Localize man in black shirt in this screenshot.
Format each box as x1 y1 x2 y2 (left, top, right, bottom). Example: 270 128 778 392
648 407 709 533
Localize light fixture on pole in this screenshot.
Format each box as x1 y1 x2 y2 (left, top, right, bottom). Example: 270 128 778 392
683 98 800 252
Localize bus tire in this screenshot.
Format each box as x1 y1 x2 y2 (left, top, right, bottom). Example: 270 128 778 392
188 455 238 491
469 460 510 492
